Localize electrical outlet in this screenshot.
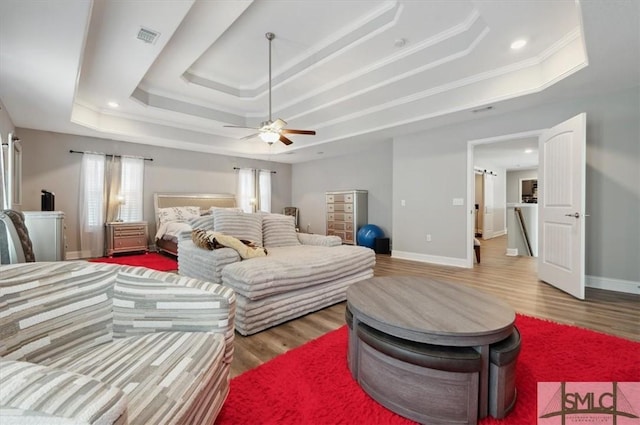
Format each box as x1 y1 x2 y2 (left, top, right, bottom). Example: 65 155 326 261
426 234 432 242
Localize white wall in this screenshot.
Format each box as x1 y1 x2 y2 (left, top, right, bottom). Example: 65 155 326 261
17 128 292 257
391 87 640 284
292 140 393 239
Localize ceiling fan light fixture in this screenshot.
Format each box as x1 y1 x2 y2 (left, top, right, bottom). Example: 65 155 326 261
260 131 280 144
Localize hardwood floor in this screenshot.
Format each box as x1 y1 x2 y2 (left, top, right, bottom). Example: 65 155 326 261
230 236 639 378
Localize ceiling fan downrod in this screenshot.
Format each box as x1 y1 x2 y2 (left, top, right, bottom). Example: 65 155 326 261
266 32 275 125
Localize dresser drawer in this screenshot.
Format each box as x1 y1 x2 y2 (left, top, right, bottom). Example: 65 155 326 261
332 213 353 222
115 236 147 249
326 194 335 203
332 203 354 213
331 222 354 231
330 193 354 203
114 228 146 237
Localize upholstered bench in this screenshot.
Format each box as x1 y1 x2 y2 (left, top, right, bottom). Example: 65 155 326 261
489 326 521 418
353 318 482 424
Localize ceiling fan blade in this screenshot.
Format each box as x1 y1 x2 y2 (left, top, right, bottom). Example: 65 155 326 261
224 125 259 130
281 129 316 135
240 133 260 140
272 118 287 130
279 135 293 145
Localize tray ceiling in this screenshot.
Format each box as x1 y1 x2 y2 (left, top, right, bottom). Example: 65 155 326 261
1 1 638 163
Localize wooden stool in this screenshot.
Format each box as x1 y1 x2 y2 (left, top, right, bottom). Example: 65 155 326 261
489 327 521 418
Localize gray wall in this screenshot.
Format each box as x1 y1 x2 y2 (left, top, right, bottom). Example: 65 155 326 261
16 129 292 257
391 87 640 283
0 99 15 136
506 169 538 204
291 140 393 240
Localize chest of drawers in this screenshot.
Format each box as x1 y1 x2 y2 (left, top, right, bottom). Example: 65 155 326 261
326 190 368 245
106 221 148 256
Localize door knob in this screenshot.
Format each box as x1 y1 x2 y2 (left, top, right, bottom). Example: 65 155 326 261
565 212 580 218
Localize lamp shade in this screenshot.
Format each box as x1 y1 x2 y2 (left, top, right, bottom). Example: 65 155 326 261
260 131 280 144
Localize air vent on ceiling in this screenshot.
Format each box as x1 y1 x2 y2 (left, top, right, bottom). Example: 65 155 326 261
137 27 160 44
472 106 494 113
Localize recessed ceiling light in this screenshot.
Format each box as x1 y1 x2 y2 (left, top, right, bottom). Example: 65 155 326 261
394 38 407 48
107 101 119 108
524 149 534 154
511 39 527 50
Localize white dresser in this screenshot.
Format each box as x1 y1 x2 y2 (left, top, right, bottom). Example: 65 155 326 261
325 190 368 245
23 211 66 261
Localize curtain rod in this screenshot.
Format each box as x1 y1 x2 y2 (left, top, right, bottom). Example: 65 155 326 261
69 149 153 162
233 167 276 174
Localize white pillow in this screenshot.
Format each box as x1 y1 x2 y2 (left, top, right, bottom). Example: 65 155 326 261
213 209 263 245
262 214 301 248
157 206 200 226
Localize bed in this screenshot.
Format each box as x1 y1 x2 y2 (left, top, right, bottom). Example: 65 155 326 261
153 193 237 256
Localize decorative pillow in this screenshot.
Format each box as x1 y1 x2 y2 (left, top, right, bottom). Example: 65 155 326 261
262 214 301 247
208 206 242 215
213 209 263 245
188 215 215 232
157 206 200 225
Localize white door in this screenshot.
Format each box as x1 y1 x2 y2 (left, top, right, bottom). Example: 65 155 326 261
482 173 494 239
538 113 586 299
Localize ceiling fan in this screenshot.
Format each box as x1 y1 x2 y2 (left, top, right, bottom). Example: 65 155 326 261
224 32 316 146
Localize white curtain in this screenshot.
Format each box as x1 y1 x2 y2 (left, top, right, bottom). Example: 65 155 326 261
236 168 255 213
79 153 105 257
119 156 144 221
104 155 121 223
258 170 272 213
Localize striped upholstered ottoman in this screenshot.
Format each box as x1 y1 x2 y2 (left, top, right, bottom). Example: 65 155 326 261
0 261 236 425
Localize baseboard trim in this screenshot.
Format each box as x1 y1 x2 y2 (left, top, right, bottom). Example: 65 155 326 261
391 250 468 268
65 250 86 260
586 275 640 295
506 248 518 256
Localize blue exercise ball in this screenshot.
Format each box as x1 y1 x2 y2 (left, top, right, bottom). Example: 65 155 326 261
357 224 384 248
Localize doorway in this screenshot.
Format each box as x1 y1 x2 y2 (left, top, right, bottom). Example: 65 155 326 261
466 130 543 268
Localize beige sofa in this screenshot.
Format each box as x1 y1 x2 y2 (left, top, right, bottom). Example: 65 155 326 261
0 261 235 425
178 210 376 335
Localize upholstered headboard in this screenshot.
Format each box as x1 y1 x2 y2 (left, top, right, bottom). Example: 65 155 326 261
153 192 237 229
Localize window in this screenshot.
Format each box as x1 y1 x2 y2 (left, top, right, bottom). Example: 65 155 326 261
237 168 256 213
258 170 272 213
236 168 272 213
119 157 144 221
81 153 105 227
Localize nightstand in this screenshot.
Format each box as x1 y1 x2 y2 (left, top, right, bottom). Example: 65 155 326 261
105 221 148 256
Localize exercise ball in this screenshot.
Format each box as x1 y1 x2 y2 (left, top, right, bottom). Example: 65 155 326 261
357 224 384 248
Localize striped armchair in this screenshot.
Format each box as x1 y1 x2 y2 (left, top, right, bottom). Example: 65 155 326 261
0 261 236 425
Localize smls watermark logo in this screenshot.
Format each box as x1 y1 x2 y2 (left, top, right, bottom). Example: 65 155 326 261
538 382 640 424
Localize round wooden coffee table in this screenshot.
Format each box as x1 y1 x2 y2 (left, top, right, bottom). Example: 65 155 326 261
346 276 515 423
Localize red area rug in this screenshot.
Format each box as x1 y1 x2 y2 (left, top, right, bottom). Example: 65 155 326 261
89 252 177 272
217 314 639 425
